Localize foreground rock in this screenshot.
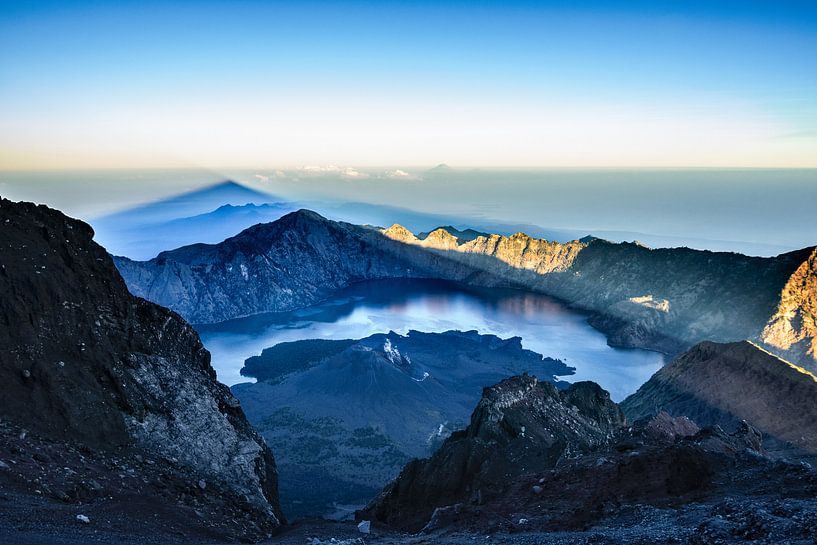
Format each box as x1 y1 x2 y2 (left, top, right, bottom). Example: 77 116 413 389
0 198 284 540
621 340 817 454
360 375 624 532
115 210 817 370
232 331 573 519
361 368 817 540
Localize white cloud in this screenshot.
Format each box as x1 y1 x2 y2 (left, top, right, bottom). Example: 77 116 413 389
384 169 421 180
295 165 369 179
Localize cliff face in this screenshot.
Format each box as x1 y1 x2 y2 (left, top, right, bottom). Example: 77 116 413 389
359 375 624 531
620 340 817 454
760 247 817 367
0 198 284 532
115 210 817 369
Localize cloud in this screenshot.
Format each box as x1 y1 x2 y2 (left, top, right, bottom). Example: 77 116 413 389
384 169 421 180
296 165 370 179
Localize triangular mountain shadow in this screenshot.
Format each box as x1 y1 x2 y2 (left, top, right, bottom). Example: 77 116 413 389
91 180 289 260
94 180 279 227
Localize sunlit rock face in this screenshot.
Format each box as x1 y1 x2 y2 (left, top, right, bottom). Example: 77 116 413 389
0 198 285 531
621 340 817 454
115 210 817 369
384 224 585 273
761 247 817 370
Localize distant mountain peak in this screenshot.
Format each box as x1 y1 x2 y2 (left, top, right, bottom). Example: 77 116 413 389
418 225 489 243
280 208 329 223
427 163 452 174
382 223 418 242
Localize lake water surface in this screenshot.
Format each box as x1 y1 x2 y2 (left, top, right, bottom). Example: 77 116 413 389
196 279 665 401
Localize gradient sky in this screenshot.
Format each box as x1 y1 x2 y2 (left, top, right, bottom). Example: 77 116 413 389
2 0 817 168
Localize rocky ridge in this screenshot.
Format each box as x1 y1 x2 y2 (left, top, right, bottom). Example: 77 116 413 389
114 211 817 370
0 197 284 539
382 222 817 368
114 210 499 324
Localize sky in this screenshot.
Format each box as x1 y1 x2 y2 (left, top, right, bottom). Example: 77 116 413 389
1 0 817 169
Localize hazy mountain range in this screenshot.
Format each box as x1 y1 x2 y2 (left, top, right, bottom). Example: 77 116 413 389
90 180 791 261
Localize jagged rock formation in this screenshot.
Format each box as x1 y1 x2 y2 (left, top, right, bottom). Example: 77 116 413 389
760 247 817 367
114 211 817 370
0 198 284 538
361 373 817 538
232 331 574 518
384 223 585 274
621 340 817 454
359 375 624 531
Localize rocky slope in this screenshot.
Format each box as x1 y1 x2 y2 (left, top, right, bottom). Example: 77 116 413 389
0 197 284 539
114 211 817 369
361 372 817 539
232 331 574 519
621 340 817 454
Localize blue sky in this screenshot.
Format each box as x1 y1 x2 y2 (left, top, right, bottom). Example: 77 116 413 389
1 0 816 168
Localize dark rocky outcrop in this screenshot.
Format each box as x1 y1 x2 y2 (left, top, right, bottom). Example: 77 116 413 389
114 211 817 371
0 197 284 539
621 340 817 454
359 375 624 531
361 372 817 537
